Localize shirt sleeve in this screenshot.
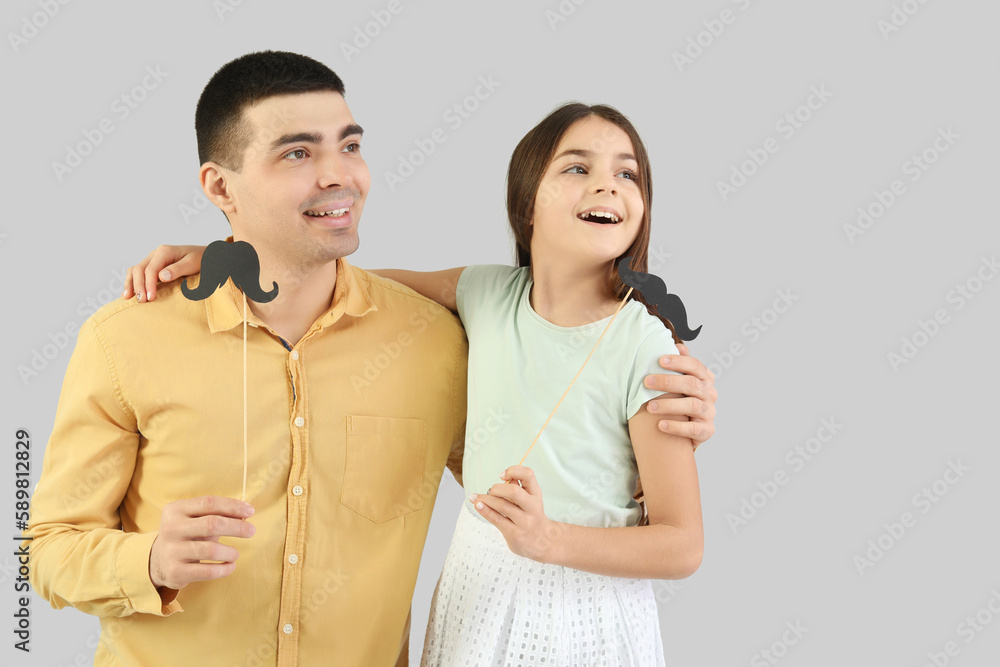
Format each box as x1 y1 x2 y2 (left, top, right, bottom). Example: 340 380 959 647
625 321 682 421
454 264 519 329
25 318 182 618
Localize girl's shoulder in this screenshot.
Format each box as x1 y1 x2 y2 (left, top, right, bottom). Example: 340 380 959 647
455 264 529 324
459 264 528 299
619 300 681 356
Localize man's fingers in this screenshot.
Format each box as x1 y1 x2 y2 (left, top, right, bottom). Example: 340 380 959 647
645 371 715 403
177 495 255 520
185 540 240 564
183 561 238 585
655 354 713 383
657 417 714 444
179 514 255 540
675 343 690 356
648 393 711 418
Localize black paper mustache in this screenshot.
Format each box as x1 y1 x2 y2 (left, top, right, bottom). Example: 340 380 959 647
181 240 279 303
618 256 701 341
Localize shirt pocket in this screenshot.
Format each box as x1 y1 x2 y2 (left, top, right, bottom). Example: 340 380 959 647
341 415 428 523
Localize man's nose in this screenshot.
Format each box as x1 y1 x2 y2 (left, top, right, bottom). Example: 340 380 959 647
317 153 351 189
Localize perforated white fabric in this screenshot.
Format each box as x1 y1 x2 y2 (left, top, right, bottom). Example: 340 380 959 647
422 503 666 666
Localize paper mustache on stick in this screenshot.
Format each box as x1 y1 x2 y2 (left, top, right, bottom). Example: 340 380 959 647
617 255 701 341
182 240 279 303
182 239 280 502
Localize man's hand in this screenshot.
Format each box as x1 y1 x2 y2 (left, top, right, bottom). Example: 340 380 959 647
149 496 256 590
644 343 717 451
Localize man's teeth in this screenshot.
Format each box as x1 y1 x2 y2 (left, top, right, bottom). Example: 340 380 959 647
580 211 620 223
305 208 349 217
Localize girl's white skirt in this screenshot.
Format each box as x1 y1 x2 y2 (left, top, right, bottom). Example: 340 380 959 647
421 501 667 666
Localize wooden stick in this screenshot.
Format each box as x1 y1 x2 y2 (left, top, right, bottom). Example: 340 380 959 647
242 290 248 502
510 287 634 474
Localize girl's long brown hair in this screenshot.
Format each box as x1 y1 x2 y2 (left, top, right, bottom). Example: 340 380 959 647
505 103 678 526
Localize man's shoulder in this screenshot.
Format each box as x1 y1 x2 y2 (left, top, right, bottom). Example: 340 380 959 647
87 278 202 331
352 265 459 318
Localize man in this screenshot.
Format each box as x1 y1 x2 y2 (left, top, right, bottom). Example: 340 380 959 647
27 51 717 666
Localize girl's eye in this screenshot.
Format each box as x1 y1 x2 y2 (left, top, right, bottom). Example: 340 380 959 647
618 170 638 181
564 165 587 174
284 149 307 160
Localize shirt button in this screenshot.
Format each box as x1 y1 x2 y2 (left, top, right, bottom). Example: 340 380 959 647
294 416 305 427
282 623 293 635
292 485 304 496
291 350 299 360
288 554 299 564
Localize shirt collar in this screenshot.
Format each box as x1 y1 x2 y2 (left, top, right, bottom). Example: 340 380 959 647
204 256 377 334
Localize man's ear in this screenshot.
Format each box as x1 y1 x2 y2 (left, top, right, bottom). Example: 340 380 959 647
200 162 237 216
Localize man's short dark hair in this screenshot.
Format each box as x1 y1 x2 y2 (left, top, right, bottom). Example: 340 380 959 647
195 50 345 171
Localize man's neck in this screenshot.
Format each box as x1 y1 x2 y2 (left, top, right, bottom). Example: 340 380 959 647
246 259 340 346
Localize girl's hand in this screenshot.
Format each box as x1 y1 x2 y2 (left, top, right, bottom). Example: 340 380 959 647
122 245 206 302
471 465 559 562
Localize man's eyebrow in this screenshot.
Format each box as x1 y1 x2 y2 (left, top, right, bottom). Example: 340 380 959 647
552 148 637 162
268 124 364 152
340 123 364 140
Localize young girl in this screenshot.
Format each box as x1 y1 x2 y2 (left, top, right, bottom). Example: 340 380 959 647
126 103 703 665
413 104 702 666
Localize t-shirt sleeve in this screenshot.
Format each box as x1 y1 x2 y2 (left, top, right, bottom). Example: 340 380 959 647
454 264 519 329
625 323 683 421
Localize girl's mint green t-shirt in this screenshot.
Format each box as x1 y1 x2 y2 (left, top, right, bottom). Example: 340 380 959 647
456 264 681 528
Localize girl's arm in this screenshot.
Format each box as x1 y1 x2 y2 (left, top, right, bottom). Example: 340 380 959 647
121 244 467 315
123 245 206 302
474 394 703 580
368 268 466 313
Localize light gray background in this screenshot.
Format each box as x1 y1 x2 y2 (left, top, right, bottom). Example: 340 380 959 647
3 1 998 665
